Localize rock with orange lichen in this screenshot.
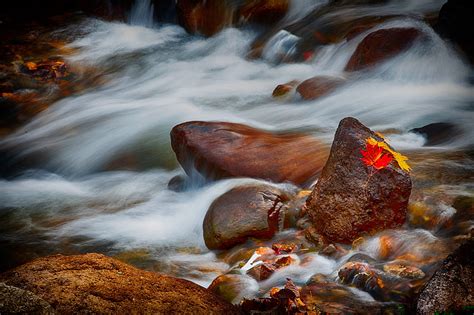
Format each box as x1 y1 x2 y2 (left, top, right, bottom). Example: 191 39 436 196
0 253 240 314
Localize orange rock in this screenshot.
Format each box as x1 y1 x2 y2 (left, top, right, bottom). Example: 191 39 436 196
0 253 239 314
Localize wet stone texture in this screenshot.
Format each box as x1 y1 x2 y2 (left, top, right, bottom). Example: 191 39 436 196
0 253 240 314
170 121 328 187
345 27 422 71
203 184 291 250
304 117 411 243
416 237 474 314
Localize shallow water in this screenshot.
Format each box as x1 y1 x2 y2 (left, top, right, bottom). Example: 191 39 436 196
0 0 473 305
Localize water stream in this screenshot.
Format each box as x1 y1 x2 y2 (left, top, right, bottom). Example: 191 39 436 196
0 0 473 305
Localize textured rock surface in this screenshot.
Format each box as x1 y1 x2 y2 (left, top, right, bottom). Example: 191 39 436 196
417 238 474 314
203 184 291 250
296 76 346 100
304 117 411 243
345 27 421 71
0 253 240 314
0 283 55 314
171 121 328 187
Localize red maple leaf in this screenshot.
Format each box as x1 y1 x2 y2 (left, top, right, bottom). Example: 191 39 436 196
360 141 393 170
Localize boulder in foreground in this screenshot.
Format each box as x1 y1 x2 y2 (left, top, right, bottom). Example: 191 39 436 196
0 253 240 314
416 237 474 314
203 184 291 250
304 117 411 243
170 121 328 187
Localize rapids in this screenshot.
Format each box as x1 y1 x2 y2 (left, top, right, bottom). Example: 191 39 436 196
0 0 473 305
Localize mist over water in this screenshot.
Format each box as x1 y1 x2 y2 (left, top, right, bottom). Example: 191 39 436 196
0 0 473 292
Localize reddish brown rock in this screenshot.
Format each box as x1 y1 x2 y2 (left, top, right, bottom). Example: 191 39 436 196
296 76 346 100
272 80 300 98
0 253 240 314
203 184 291 250
176 0 234 37
239 0 289 25
208 274 258 304
345 27 422 71
304 117 411 243
170 121 328 187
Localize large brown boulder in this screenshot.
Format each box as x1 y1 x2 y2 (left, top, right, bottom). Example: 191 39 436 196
304 117 411 243
203 184 291 250
345 27 422 71
0 253 240 314
170 121 328 187
416 238 474 314
296 76 346 100
0 283 55 314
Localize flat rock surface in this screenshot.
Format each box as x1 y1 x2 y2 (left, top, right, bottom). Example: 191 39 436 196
0 253 241 314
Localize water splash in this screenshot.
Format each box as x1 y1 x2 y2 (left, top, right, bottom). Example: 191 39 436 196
128 0 155 28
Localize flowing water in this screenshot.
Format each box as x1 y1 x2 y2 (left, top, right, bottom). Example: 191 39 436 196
0 0 473 306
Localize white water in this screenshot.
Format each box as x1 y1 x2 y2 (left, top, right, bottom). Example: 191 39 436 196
1 0 473 291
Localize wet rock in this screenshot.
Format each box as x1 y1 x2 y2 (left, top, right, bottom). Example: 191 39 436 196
167 174 187 192
176 0 234 37
304 117 411 243
176 0 289 37
0 253 240 314
247 263 276 281
435 0 474 63
296 76 346 100
170 121 328 187
239 0 289 25
383 263 425 280
0 283 55 314
416 238 474 314
345 27 422 71
410 122 462 146
338 261 414 303
301 279 400 314
272 80 300 98
203 184 291 250
208 273 258 304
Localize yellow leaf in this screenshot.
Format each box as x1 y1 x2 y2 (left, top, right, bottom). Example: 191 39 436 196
367 137 411 172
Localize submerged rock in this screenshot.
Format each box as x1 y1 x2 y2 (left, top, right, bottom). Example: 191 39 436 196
203 184 291 250
410 122 462 146
345 27 422 71
272 80 300 98
416 238 474 314
304 117 411 243
0 283 54 314
208 274 259 304
0 253 240 314
170 121 328 187
296 76 346 100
